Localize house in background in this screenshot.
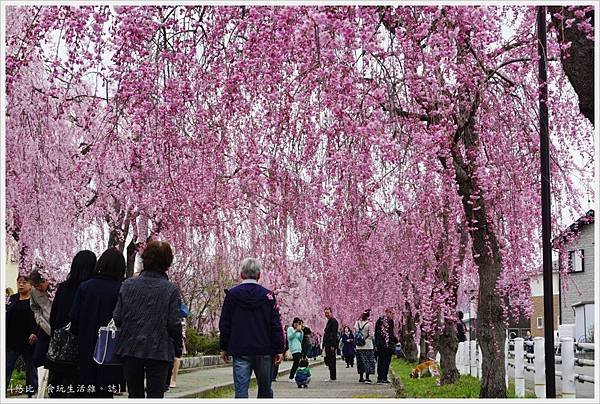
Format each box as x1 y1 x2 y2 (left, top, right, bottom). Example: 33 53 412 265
529 261 560 338
507 314 531 339
554 210 595 343
5 249 18 298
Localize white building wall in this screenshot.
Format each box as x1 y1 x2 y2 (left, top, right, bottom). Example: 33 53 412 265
530 272 560 297
5 250 18 298
560 223 595 325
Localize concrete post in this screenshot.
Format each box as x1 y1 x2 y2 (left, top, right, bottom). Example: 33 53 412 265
477 343 482 379
561 337 576 399
470 340 477 377
457 342 463 374
514 337 525 398
505 336 509 388
456 342 462 373
37 367 48 398
534 336 545 398
462 341 470 375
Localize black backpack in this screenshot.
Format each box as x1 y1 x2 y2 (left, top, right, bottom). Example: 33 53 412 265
355 322 368 347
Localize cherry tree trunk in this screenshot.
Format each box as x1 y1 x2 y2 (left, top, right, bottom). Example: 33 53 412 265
125 238 137 278
419 326 429 362
400 308 419 362
472 243 506 397
549 6 594 126
449 106 507 397
438 321 460 385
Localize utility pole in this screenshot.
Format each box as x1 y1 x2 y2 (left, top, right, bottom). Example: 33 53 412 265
537 6 556 398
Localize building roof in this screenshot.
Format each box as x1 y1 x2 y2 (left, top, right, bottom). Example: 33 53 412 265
571 301 594 308
533 260 559 275
552 210 594 247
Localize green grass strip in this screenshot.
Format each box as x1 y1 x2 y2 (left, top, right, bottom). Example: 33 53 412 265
390 358 535 398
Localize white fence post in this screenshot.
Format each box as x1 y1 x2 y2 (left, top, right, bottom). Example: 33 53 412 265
477 343 482 379
514 337 525 398
456 342 462 374
561 337 576 399
462 341 470 375
534 336 545 398
505 337 509 388
470 340 477 377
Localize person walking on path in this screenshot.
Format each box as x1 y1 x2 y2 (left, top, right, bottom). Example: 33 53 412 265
375 308 397 384
70 248 126 398
5 275 38 397
29 269 53 397
524 330 534 363
322 307 339 381
167 314 188 389
287 318 304 382
47 250 97 397
355 309 375 384
301 325 312 359
310 333 321 359
113 240 183 399
341 326 356 368
219 258 284 398
29 269 52 370
456 311 467 343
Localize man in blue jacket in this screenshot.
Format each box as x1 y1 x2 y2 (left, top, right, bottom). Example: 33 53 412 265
219 258 285 398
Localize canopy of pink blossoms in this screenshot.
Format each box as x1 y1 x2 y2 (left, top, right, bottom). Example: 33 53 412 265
5 5 594 331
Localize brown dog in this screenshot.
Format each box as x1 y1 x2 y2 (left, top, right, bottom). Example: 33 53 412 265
409 360 440 379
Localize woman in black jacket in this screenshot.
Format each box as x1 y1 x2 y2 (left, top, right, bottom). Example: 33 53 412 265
47 250 96 397
113 240 183 398
6 275 38 397
70 248 126 398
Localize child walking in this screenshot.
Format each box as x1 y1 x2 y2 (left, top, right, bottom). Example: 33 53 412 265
294 358 311 388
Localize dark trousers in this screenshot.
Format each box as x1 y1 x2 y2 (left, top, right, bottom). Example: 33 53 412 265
344 354 355 367
122 356 170 398
33 331 50 368
48 365 78 398
377 349 392 382
272 364 279 381
324 346 337 380
6 350 38 397
165 360 174 390
288 352 302 379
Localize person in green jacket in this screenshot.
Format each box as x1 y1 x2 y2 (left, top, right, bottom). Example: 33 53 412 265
294 358 311 388
287 318 304 382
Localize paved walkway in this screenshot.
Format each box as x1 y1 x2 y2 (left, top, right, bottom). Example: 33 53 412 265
164 356 396 399
164 357 325 398
247 358 396 399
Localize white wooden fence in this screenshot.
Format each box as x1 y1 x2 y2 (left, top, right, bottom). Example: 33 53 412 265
450 336 594 398
453 340 483 379
507 336 595 398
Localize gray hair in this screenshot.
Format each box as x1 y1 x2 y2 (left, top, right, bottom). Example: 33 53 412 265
240 257 261 280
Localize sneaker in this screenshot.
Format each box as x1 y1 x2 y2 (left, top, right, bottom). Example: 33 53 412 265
382 380 391 384
376 380 384 384
358 378 365 383
297 384 302 388
323 378 336 382
288 378 295 383
364 379 373 384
